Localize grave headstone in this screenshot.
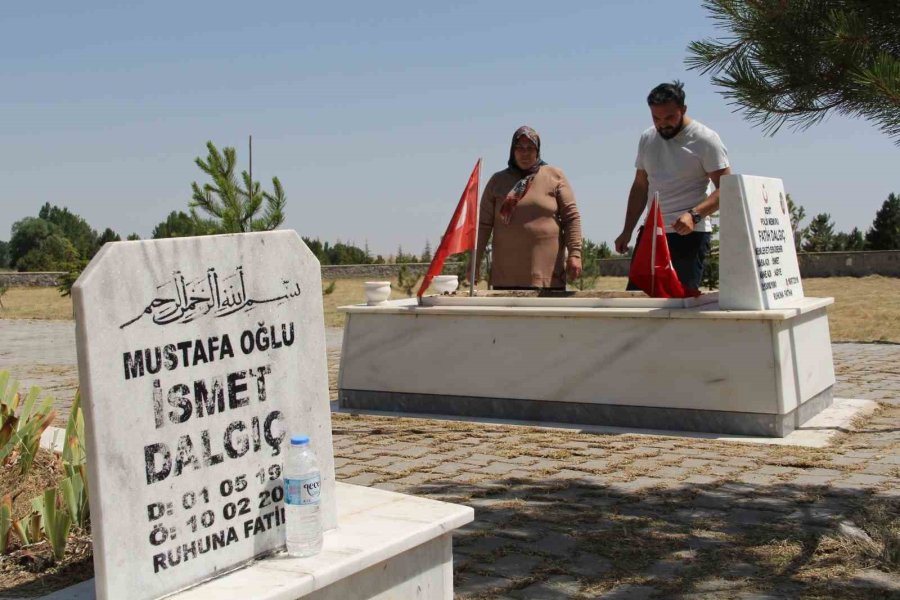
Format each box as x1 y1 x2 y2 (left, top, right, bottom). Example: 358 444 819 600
73 231 335 600
719 174 804 310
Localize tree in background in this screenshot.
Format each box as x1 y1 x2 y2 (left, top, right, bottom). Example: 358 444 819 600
9 218 63 268
152 210 217 239
394 245 419 264
97 228 121 247
0 241 9 269
16 234 79 272
420 240 433 264
126 233 141 241
687 1 900 143
190 141 286 233
786 195 808 251
327 242 369 265
301 238 372 265
8 204 125 271
38 203 99 259
803 213 836 252
866 192 900 250
571 238 612 290
303 237 326 262
833 227 866 252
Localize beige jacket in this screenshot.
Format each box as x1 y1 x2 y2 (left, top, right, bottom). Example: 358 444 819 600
476 165 582 288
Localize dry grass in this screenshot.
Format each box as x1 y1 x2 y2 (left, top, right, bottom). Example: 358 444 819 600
3 276 899 342
0 450 65 521
0 287 72 320
804 276 900 343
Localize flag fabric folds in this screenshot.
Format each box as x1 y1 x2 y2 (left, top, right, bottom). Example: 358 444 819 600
417 159 481 297
628 194 700 298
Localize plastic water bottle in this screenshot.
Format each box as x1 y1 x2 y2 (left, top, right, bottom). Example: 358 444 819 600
284 435 323 557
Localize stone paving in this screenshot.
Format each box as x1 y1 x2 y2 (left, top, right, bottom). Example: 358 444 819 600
1 319 898 598
331 343 900 599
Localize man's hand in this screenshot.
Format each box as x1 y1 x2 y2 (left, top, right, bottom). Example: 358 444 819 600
614 231 632 255
672 212 695 235
566 256 582 280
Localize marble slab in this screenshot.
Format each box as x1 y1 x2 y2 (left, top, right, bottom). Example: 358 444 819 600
333 398 877 449
341 296 834 321
422 292 720 309
339 387 832 437
719 175 805 310
35 483 474 600
339 302 834 415
72 231 335 600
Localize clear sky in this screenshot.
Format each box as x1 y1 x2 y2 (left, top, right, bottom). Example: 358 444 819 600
2 1 896 257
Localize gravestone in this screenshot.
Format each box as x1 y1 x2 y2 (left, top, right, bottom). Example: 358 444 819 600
73 231 335 600
719 174 804 310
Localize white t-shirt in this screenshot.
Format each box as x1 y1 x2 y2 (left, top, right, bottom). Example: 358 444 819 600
634 120 729 233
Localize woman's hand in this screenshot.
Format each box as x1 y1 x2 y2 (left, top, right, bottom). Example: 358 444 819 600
566 256 582 280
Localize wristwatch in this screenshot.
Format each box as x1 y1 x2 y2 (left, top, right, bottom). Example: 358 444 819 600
689 209 702 224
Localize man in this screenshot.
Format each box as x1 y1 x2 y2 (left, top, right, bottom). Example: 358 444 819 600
615 81 731 290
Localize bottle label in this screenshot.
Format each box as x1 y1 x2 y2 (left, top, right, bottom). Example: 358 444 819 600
285 474 321 506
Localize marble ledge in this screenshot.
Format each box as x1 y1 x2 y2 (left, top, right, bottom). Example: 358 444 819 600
339 296 834 321
37 483 473 600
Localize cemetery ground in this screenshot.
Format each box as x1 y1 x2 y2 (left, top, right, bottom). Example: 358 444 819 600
1 277 898 598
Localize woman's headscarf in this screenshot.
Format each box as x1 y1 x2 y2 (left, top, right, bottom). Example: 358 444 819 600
500 126 547 225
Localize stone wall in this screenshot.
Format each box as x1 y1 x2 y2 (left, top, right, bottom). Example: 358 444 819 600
0 272 64 287
3 251 898 287
797 250 900 278
597 258 631 277
320 263 458 279
597 251 900 279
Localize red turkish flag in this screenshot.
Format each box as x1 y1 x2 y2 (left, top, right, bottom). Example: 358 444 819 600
417 159 481 297
628 194 699 298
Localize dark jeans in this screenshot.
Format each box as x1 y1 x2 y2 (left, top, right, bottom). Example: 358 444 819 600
626 228 712 291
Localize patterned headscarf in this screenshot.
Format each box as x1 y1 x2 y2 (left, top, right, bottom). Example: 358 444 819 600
500 126 547 225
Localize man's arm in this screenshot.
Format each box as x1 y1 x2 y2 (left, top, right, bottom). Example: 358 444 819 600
614 169 649 254
671 166 731 235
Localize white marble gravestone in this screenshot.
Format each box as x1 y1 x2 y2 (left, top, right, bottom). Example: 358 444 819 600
73 231 335 600
719 174 804 310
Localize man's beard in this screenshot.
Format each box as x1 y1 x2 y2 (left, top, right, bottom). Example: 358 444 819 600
657 117 685 140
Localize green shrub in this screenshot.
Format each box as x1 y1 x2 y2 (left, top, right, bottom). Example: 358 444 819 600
0 371 57 475
38 488 72 561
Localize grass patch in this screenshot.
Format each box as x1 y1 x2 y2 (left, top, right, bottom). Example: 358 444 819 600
804 276 900 343
835 500 900 573
0 287 72 320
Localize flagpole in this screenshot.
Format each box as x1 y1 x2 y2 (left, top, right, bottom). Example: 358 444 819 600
469 158 482 297
650 192 659 297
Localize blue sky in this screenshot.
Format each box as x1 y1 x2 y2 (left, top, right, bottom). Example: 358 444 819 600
2 1 896 256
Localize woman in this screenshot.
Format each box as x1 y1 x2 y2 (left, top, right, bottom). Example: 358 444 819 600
474 126 582 289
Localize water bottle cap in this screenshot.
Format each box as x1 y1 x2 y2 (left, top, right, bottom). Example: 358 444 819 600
290 435 310 446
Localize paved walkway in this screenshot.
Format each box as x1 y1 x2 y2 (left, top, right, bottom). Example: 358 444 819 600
332 342 900 599
1 319 898 598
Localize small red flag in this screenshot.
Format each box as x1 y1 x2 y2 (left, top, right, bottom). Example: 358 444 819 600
417 159 481 297
628 194 699 298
